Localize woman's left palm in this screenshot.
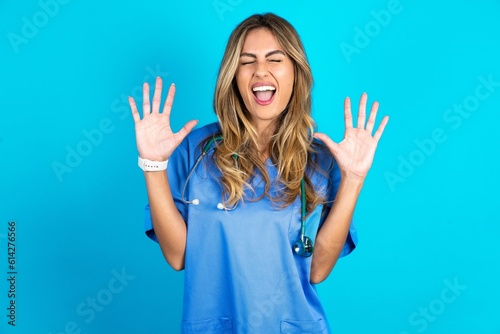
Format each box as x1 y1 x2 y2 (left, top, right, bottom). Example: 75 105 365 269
314 93 389 181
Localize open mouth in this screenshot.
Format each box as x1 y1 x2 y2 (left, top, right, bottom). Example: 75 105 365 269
252 85 276 105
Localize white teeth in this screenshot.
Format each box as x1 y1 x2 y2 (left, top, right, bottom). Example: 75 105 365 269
252 85 276 92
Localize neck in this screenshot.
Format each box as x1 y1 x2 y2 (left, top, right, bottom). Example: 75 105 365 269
252 120 278 161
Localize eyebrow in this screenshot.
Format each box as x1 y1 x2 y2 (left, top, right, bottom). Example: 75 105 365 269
240 50 286 58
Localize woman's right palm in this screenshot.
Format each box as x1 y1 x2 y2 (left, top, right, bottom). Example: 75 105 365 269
129 77 197 161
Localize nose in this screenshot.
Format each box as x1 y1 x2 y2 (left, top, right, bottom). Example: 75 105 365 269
254 60 269 78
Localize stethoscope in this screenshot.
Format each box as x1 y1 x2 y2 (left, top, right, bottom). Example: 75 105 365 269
181 135 314 257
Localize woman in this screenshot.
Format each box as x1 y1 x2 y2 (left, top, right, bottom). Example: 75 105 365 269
129 13 388 334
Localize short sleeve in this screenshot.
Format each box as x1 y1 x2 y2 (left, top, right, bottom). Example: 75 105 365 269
144 141 190 243
318 152 358 258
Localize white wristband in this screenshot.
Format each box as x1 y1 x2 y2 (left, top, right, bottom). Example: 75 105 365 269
138 157 168 171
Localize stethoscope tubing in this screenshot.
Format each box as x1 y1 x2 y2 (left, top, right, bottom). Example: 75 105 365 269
180 134 313 256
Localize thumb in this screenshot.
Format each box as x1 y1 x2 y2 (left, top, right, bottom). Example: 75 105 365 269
175 119 198 144
313 132 339 157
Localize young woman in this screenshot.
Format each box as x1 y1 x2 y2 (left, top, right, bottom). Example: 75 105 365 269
129 13 388 334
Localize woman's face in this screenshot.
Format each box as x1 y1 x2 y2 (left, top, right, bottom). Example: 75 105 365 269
236 28 295 130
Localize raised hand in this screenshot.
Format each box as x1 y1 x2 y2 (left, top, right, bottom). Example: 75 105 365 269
313 93 388 181
129 77 198 162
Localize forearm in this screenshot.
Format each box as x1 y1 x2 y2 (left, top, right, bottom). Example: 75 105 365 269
144 171 187 271
310 177 363 283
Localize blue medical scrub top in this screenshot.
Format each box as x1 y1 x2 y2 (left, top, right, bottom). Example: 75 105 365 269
145 123 357 334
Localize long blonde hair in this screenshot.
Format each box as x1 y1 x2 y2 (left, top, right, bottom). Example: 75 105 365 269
211 13 325 212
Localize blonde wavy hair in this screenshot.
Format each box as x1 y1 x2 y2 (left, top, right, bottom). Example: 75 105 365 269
210 13 326 212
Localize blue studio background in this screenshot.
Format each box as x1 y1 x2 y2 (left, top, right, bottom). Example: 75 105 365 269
1 0 499 333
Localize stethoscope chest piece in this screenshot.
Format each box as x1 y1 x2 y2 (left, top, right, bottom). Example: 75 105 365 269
293 235 314 258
